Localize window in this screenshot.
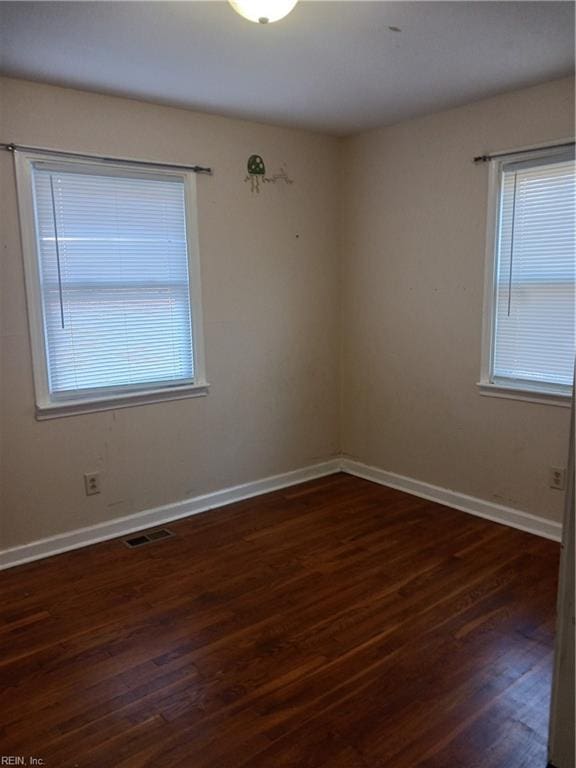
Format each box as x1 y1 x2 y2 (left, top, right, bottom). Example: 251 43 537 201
480 145 575 405
15 151 207 418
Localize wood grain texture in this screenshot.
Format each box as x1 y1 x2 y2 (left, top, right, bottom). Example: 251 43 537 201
0 473 560 767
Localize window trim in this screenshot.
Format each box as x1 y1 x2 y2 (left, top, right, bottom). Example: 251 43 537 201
478 142 574 407
15 150 209 419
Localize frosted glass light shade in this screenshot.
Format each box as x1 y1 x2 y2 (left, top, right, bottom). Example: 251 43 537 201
228 0 298 24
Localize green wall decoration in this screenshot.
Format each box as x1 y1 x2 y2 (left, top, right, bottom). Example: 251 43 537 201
245 154 293 194
247 154 266 175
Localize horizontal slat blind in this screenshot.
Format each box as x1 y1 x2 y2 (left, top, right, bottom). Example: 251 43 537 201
32 166 194 396
493 156 575 389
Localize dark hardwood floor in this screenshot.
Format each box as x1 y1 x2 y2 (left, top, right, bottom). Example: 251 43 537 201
0 473 560 767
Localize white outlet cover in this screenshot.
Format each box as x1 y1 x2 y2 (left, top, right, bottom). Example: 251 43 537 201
549 467 566 491
84 472 101 496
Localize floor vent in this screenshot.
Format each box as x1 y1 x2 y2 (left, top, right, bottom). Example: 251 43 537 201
123 528 174 549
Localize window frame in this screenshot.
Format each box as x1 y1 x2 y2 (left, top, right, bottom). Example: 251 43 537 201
478 143 574 408
15 150 208 419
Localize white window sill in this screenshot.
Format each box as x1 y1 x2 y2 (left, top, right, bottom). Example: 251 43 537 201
477 381 572 408
35 382 210 420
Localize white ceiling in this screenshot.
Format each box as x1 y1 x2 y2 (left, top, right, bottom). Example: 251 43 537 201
0 1 573 135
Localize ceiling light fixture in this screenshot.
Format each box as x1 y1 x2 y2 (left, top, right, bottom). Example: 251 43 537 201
228 0 298 24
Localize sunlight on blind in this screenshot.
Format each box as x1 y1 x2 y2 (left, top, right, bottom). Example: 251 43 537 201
493 156 575 389
32 166 194 395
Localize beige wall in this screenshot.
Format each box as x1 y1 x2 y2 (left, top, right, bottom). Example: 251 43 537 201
0 77 341 549
341 77 574 523
1 75 573 553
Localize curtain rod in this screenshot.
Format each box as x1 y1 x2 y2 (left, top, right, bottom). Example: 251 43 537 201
473 141 575 164
0 142 213 175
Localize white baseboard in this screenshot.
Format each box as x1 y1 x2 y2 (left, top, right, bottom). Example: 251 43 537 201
0 459 341 571
1 456 561 571
342 458 562 542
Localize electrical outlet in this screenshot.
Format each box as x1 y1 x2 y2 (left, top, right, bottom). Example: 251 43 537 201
549 466 566 491
84 472 101 496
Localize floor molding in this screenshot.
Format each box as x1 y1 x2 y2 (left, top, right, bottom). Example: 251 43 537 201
342 458 562 543
1 456 562 570
0 459 341 570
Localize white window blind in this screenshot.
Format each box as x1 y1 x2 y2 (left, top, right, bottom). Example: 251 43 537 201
31 164 196 399
492 151 575 393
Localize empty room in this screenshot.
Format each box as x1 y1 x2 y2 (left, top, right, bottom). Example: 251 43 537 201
0 1 574 766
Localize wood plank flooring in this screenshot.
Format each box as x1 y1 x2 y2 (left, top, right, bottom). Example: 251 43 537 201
0 473 560 767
